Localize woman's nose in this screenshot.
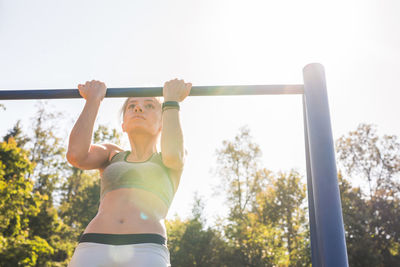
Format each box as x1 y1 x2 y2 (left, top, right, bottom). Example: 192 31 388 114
134 105 143 112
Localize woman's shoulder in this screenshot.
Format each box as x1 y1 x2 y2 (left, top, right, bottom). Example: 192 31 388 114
98 143 125 174
102 143 125 162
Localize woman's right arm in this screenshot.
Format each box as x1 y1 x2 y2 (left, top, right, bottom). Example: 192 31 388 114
66 81 109 170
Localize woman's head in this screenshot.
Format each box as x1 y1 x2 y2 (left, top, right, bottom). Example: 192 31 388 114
119 96 163 137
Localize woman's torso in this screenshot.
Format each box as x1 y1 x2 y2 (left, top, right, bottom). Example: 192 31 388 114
83 149 181 239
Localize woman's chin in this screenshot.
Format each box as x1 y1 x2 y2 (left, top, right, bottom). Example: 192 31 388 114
126 127 154 136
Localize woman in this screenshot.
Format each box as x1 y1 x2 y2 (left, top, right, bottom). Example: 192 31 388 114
66 78 191 266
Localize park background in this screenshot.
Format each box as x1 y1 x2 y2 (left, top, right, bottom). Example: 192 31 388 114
0 0 399 266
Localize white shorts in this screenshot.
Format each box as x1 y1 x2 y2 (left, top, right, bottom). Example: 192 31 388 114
68 233 171 267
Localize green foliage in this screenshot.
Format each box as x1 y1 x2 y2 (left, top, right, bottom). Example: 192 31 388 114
58 168 100 234
0 138 53 266
336 123 400 266
338 171 382 266
166 195 229 267
26 102 67 204
93 124 122 145
213 126 311 266
2 120 31 148
254 170 310 266
336 123 400 198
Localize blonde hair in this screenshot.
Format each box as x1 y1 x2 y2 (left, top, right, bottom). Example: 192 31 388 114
118 96 163 124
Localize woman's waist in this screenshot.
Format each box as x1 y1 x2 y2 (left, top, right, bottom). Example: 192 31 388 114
93 208 166 226
99 188 169 219
79 232 167 246
84 213 167 237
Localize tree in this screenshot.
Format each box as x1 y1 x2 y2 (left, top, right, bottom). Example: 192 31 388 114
335 123 400 199
338 171 382 266
213 125 310 266
2 120 31 148
336 123 400 266
0 138 53 266
253 170 310 266
93 124 122 145
25 102 68 204
166 192 229 267
213 125 267 220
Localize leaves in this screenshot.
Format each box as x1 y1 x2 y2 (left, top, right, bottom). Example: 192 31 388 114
336 123 400 266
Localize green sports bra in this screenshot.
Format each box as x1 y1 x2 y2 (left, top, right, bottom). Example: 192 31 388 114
100 150 176 208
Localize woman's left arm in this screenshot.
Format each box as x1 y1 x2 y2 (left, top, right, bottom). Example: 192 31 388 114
161 108 185 170
161 79 191 170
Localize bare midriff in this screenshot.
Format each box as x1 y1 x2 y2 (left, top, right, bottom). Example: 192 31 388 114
83 187 169 239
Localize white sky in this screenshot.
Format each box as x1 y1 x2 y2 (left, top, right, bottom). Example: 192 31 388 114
1 0 399 228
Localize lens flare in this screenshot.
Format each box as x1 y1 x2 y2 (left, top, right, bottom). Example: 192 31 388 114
140 211 148 220
109 245 134 263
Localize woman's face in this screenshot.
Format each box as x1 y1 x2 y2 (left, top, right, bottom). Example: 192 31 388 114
122 97 162 136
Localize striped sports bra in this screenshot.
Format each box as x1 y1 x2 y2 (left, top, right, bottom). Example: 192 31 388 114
100 150 176 208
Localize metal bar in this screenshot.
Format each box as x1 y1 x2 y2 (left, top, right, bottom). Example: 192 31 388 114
302 94 321 266
0 84 304 100
303 63 349 266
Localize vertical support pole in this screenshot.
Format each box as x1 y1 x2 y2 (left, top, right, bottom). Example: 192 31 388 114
303 94 321 266
303 63 349 267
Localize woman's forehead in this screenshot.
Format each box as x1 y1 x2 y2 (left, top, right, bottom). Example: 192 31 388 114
124 97 162 113
127 97 158 103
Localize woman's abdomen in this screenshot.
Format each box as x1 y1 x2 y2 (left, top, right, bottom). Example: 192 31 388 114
83 188 168 237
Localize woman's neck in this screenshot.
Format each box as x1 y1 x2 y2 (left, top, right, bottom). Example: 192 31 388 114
127 132 158 161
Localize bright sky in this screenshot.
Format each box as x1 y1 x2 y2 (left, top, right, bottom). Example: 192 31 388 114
1 0 399 228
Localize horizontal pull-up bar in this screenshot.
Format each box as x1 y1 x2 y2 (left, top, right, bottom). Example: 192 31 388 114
0 84 304 100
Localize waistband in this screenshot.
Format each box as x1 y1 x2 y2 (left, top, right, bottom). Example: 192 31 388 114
79 233 166 246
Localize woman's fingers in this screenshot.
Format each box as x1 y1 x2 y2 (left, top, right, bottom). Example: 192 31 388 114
77 80 107 101
165 78 191 86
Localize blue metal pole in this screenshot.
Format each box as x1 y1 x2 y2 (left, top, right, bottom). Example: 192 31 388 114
303 94 322 266
303 63 349 266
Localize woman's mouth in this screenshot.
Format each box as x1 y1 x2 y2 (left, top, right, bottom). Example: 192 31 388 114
132 116 145 120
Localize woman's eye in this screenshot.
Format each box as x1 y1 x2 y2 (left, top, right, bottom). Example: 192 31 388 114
128 104 153 109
